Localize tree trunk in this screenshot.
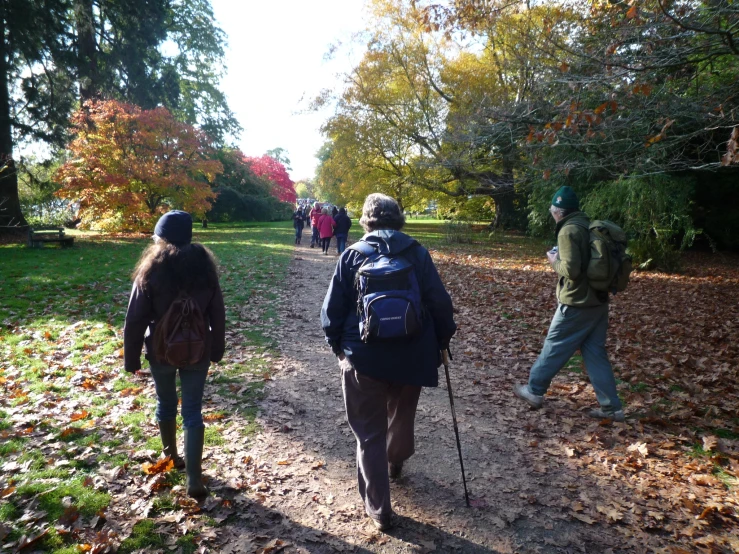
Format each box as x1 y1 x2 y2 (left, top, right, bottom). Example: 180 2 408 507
0 10 27 230
75 0 98 103
490 151 525 230
492 190 518 229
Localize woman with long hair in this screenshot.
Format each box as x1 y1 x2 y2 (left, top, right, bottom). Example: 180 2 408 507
124 211 226 498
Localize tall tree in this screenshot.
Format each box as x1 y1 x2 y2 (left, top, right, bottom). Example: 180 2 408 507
71 0 239 144
0 0 72 228
319 0 563 227
1 0 239 232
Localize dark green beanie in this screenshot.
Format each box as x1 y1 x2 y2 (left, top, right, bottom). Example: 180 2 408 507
551 186 579 210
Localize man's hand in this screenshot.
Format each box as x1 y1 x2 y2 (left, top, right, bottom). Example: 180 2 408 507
546 250 558 265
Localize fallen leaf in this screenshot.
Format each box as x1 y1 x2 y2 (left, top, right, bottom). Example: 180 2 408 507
571 513 596 524
627 442 649 457
70 411 90 422
702 435 719 452
142 457 175 475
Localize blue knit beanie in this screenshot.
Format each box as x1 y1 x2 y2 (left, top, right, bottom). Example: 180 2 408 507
154 210 192 246
551 186 579 210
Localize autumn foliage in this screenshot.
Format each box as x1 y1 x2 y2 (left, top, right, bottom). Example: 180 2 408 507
56 100 222 232
243 155 296 204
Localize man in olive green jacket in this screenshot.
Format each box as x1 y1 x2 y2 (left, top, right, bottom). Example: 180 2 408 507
514 186 624 421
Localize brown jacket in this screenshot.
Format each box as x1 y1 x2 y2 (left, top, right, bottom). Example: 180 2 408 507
123 281 226 372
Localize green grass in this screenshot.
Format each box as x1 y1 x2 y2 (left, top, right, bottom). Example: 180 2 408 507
204 425 226 446
177 533 198 554
15 476 110 520
118 520 164 553
564 354 584 374
630 382 650 393
0 221 294 552
0 502 18 521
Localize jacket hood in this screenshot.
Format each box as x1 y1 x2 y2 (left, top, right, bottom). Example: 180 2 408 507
361 230 417 255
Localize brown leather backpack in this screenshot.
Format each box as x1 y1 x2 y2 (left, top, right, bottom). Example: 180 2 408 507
153 294 206 367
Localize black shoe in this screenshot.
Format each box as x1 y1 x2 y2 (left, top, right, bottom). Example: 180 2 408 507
185 427 208 498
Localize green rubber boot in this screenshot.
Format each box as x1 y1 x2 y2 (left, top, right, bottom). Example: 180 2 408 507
184 427 208 499
158 420 185 470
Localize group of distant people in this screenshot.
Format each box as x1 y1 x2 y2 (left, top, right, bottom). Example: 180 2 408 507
292 202 352 254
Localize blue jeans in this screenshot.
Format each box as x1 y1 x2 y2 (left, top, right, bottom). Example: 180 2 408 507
336 234 347 254
528 303 622 411
311 227 320 246
295 226 303 240
150 361 209 429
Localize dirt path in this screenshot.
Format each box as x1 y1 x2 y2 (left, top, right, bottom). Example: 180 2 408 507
213 240 650 554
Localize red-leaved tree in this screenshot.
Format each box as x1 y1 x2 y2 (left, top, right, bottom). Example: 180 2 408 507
243 155 296 203
56 100 222 232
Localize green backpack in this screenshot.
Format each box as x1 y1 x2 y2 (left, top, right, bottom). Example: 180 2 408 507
585 220 633 293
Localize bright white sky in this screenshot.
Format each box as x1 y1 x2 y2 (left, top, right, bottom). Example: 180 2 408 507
210 0 368 182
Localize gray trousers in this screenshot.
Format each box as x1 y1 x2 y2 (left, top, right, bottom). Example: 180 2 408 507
340 360 422 520
528 303 622 411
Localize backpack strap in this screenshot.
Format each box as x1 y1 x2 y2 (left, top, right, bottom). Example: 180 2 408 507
348 239 420 258
565 219 589 231
348 240 379 257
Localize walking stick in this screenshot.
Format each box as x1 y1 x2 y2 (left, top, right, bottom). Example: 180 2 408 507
442 349 470 507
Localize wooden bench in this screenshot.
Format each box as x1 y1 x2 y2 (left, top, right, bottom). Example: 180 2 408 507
27 226 74 248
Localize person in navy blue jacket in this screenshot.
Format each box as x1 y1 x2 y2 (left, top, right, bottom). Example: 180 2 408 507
333 207 352 254
321 193 456 531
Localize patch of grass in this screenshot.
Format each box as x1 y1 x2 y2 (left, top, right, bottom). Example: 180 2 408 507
15 476 110 520
713 428 739 440
151 494 177 513
113 376 140 392
713 466 738 490
564 355 584 374
119 412 148 441
164 470 185 487
0 501 19 521
688 444 710 458
118 519 164 553
0 437 28 457
145 436 163 451
204 425 225 446
176 533 198 554
97 452 129 467
630 382 650 393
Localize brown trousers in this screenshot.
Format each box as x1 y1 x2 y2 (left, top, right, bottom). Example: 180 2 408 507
340 360 422 520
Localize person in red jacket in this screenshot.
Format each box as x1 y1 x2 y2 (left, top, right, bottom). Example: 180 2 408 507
317 207 336 254
310 203 322 248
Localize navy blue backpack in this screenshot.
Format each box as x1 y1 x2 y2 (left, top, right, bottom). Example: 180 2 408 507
349 240 423 343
